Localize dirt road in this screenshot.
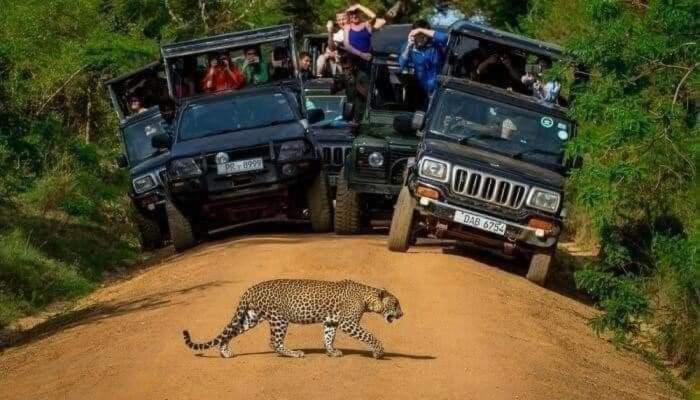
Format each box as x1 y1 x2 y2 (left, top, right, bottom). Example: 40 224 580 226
0 234 677 400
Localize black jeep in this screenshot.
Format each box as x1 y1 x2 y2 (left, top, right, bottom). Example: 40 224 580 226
153 25 331 252
303 79 352 195
334 24 427 233
388 22 581 286
301 33 353 194
107 61 171 250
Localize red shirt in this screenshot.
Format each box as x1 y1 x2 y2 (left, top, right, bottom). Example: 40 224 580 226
201 67 245 92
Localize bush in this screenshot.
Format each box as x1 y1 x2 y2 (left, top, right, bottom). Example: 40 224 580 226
527 0 699 377
0 230 94 316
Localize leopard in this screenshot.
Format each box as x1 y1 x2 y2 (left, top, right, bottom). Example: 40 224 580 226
182 279 403 359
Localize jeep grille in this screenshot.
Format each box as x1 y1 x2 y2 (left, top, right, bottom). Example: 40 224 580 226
452 167 528 209
320 145 351 166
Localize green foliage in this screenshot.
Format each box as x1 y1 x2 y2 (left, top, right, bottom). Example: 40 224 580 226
528 0 699 375
575 267 650 343
0 229 94 317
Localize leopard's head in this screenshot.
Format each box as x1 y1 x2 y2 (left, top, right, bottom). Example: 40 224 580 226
368 289 404 323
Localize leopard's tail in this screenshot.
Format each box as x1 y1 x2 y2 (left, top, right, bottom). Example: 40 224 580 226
182 300 248 351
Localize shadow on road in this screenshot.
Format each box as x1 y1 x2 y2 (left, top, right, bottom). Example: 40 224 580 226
0 281 230 351
195 348 436 360
443 241 595 305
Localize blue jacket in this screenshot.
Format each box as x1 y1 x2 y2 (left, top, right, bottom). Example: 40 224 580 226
398 31 449 94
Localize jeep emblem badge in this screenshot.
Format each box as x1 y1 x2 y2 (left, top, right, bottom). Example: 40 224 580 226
215 152 229 164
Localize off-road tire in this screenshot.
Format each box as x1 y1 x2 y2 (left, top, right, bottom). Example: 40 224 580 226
165 201 196 252
388 187 416 252
526 249 555 286
307 171 332 232
334 167 361 234
133 211 163 251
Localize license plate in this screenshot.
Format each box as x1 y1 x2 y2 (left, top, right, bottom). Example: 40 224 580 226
453 210 507 236
216 158 264 175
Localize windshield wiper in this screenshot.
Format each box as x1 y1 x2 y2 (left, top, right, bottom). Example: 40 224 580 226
255 119 296 129
512 148 561 159
201 128 242 137
457 133 506 145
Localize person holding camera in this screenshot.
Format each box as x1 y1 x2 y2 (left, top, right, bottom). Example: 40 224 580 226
238 46 269 85
201 53 245 93
521 57 561 104
398 20 449 95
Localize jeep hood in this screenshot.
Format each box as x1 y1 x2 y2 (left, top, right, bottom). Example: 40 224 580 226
421 138 565 189
310 126 353 144
130 151 169 177
171 121 307 158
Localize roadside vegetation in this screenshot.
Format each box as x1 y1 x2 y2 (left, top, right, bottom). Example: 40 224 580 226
0 0 697 388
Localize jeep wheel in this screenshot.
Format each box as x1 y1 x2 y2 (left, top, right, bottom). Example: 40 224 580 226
307 171 332 232
165 201 196 252
133 211 163 251
334 167 361 234
526 249 555 286
388 187 416 252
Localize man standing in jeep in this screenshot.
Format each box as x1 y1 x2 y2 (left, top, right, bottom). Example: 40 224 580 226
333 55 369 122
398 20 449 95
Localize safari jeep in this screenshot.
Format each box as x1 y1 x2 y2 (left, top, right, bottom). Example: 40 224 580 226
107 61 171 250
388 77 576 286
334 24 425 233
301 33 353 195
153 25 331 252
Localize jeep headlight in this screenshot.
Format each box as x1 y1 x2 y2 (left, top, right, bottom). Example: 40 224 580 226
527 188 561 212
169 157 202 179
132 174 157 194
368 152 384 168
419 158 449 182
278 140 307 162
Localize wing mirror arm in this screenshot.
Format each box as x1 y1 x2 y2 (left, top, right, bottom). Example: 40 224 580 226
412 111 426 137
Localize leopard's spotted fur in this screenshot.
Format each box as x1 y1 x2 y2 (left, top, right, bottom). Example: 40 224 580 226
182 279 403 359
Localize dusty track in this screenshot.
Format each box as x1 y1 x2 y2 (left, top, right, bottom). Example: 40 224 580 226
0 234 677 400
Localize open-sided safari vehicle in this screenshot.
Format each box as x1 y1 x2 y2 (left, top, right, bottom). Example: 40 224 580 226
388 23 580 286
334 24 426 234
154 25 331 252
107 61 171 250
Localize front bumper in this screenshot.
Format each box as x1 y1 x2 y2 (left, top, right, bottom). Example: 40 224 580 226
130 190 166 214
416 196 560 250
348 180 401 196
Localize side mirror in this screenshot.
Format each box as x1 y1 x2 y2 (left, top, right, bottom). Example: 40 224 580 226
307 108 325 125
393 114 416 135
151 133 171 150
116 154 128 168
342 102 355 121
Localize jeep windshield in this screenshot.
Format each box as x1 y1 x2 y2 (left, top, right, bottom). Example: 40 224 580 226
178 92 297 141
370 64 427 113
306 95 348 128
428 89 572 167
123 116 165 164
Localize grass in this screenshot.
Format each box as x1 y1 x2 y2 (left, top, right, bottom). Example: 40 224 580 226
0 204 139 329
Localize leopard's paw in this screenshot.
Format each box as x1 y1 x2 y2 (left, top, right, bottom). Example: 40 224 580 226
289 350 305 358
372 348 384 359
326 349 343 357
